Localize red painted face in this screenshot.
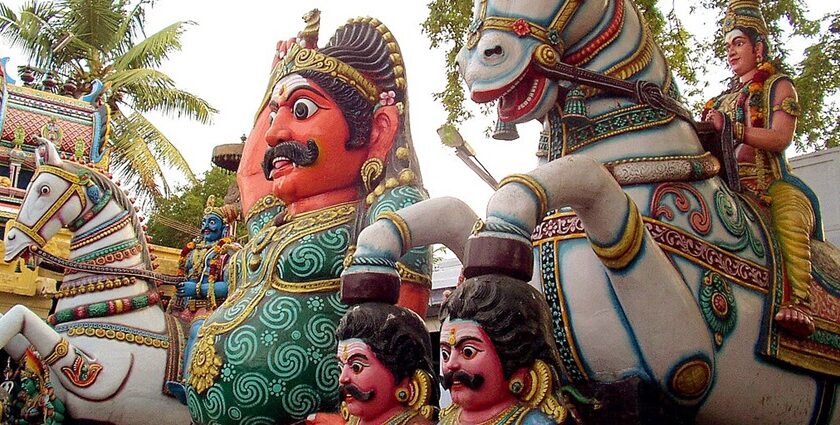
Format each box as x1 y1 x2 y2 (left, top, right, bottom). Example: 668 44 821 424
263 74 370 209
725 30 760 78
439 320 511 412
337 339 401 420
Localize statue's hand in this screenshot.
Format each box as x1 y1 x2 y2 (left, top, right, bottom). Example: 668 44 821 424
705 110 724 132
220 242 241 256
177 281 197 298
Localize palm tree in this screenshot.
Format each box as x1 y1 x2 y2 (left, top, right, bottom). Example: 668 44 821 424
0 0 216 203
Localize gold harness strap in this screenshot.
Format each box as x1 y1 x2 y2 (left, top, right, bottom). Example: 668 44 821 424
467 0 583 52
9 165 87 246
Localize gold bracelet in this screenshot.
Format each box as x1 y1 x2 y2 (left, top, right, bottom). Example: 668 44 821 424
499 174 549 218
377 211 412 252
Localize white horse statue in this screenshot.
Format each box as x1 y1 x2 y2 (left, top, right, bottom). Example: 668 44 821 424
343 0 840 423
1 138 189 424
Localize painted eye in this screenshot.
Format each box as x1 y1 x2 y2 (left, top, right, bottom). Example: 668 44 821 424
268 110 277 125
440 349 450 362
350 361 364 374
293 98 318 120
462 345 478 360
39 185 50 196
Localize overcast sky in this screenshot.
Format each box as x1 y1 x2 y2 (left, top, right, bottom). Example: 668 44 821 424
1 0 837 219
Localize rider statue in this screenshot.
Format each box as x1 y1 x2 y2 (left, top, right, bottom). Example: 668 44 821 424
184 16 431 424
438 275 569 425
307 303 438 425
702 0 816 337
9 351 65 425
167 195 239 401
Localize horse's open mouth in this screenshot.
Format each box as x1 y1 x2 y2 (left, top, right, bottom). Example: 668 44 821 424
471 65 547 123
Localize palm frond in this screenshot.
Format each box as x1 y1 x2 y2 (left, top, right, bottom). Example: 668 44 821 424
128 84 216 124
110 0 151 56
113 20 192 71
109 112 167 202
62 0 124 52
0 2 60 68
124 111 196 183
104 67 174 92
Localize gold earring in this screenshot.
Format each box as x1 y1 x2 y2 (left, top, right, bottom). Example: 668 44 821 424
509 377 525 395
395 387 409 403
360 158 384 194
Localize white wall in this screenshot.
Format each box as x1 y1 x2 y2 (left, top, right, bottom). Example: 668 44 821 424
790 146 840 247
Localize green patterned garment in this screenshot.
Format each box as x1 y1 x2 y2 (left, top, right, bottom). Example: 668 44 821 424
185 188 431 424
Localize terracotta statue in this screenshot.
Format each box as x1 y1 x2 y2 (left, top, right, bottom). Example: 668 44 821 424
330 303 437 424
702 0 817 337
167 195 239 401
184 16 431 424
437 275 567 424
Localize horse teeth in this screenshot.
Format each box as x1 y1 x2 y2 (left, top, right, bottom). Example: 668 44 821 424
502 73 527 98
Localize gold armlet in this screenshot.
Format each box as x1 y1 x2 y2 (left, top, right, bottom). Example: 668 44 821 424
377 211 412 253
772 97 800 117
589 194 645 270
42 338 70 366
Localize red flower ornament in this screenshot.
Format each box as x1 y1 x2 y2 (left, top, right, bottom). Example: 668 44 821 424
511 19 531 37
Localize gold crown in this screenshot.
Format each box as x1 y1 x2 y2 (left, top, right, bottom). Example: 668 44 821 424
255 16 407 123
203 195 227 223
723 0 769 39
271 43 379 104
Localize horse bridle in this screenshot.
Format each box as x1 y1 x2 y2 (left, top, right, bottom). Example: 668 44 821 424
466 0 582 52
465 0 695 125
9 165 91 246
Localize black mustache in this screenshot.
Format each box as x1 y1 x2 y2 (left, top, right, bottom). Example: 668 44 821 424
339 384 375 401
441 370 484 390
262 140 319 180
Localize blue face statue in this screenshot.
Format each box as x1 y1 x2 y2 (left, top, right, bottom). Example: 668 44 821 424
201 213 226 243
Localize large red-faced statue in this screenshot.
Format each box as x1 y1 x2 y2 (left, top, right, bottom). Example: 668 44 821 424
185 16 432 424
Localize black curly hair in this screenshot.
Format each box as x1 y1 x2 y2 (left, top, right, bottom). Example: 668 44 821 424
336 303 438 402
440 274 563 382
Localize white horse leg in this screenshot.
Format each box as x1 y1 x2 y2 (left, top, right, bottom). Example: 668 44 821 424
0 306 72 401
0 305 66 356
4 335 32 361
472 155 715 404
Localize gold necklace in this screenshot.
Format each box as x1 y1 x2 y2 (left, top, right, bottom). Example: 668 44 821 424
439 403 528 425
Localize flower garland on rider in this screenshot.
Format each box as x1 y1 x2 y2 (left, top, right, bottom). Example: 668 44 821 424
176 236 232 308
703 61 777 143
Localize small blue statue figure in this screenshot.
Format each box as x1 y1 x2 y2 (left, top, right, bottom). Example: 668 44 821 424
166 196 239 402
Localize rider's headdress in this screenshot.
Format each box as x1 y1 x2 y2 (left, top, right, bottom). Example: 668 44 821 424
19 350 45 385
203 195 226 223
723 0 770 48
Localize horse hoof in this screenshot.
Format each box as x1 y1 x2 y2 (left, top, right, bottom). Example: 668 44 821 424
463 236 533 281
774 305 816 338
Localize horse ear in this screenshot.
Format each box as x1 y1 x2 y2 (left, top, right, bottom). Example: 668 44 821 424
34 137 62 168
